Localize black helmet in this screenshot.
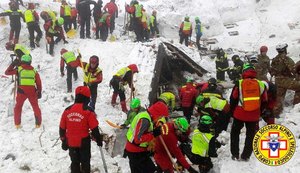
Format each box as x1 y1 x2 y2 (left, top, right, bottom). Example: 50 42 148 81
231 55 239 62
208 78 217 85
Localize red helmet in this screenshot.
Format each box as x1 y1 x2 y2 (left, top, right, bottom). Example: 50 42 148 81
60 48 68 55
90 55 99 65
28 3 35 9
5 42 14 50
260 46 268 53
75 86 91 97
148 101 169 121
128 64 139 73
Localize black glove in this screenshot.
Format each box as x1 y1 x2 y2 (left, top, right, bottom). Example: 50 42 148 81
153 126 162 137
64 40 69 44
120 124 127 129
61 140 68 151
61 72 65 77
11 59 20 66
131 87 135 91
37 91 42 99
96 134 104 147
187 166 198 173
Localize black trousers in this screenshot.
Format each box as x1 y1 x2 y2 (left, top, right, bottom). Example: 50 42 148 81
196 35 201 50
100 25 108 41
216 71 225 81
71 18 77 30
69 137 91 173
84 83 98 109
66 65 78 92
63 16 72 32
230 118 257 159
110 77 126 101
80 15 91 38
126 150 156 173
214 113 231 137
182 106 194 123
179 35 189 46
133 18 143 42
110 14 116 34
9 24 21 42
27 22 42 48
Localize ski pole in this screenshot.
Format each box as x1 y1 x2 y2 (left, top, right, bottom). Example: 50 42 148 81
99 146 108 173
158 136 180 172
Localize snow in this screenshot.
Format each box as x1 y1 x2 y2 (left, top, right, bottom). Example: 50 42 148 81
0 0 300 173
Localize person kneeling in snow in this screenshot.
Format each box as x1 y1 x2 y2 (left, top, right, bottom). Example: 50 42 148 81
180 115 220 173
59 86 104 173
120 98 146 129
154 117 198 173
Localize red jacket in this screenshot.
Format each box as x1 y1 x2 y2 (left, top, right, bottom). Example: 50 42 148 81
179 83 198 107
125 118 155 153
5 64 42 94
71 8 78 19
59 103 99 147
103 2 118 16
230 69 268 122
154 123 191 172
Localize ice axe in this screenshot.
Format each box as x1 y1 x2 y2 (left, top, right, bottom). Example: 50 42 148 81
98 127 108 173
158 136 180 172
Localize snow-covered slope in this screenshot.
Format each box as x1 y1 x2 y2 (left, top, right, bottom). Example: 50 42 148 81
0 0 300 173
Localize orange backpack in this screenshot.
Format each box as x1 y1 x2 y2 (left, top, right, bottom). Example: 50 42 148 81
240 79 261 111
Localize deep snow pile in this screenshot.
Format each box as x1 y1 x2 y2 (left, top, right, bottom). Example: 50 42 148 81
0 0 300 173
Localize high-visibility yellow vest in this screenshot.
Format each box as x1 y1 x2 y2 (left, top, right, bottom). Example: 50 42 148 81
205 96 227 111
47 10 57 21
114 67 130 79
62 51 76 64
142 11 147 23
134 4 142 18
203 92 222 99
150 15 155 27
183 21 192 31
14 44 30 55
18 66 36 86
192 129 213 157
83 64 102 83
63 5 71 16
126 111 153 147
24 10 35 23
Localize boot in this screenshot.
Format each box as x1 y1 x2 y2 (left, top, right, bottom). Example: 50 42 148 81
111 93 118 106
120 101 128 113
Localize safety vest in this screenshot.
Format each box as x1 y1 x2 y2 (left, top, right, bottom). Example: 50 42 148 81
183 21 191 31
47 10 57 21
14 44 30 55
203 92 222 99
24 10 35 23
205 96 227 111
191 129 213 157
134 4 142 18
238 79 265 111
159 92 175 110
114 67 130 79
150 15 155 27
195 23 203 35
18 66 36 86
141 11 147 23
83 64 102 83
126 111 153 147
62 51 76 64
63 5 71 16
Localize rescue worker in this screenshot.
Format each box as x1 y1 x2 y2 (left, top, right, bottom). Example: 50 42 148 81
9 0 24 9
158 91 176 112
180 115 219 173
202 78 223 99
179 78 198 123
179 16 192 47
98 11 111 41
126 1 144 42
93 0 103 39
141 8 149 41
40 10 57 23
5 43 30 59
44 17 68 56
60 0 72 32
59 86 104 173
0 2 23 44
195 94 230 137
110 64 139 113
230 63 267 161
70 7 78 30
77 0 97 39
60 48 80 93
5 55 42 128
195 17 203 50
256 46 270 81
125 101 169 173
80 55 103 109
154 117 198 173
23 3 43 49
103 0 118 34
120 98 146 129
270 43 300 116
149 10 159 38
228 55 244 83
215 48 229 82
